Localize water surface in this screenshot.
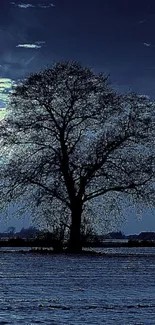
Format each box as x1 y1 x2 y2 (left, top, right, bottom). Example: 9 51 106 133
0 247 155 324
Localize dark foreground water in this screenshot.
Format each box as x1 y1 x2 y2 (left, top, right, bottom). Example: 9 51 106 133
0 247 155 325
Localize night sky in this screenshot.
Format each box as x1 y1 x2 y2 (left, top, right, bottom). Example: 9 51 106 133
0 0 155 233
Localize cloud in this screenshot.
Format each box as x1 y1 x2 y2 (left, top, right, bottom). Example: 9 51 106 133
143 42 155 48
139 20 146 24
143 42 151 47
35 41 46 45
10 2 35 8
10 2 55 9
135 20 147 25
38 3 55 8
16 44 42 49
15 3 35 8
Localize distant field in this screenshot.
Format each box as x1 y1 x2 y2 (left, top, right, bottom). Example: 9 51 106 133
0 110 6 120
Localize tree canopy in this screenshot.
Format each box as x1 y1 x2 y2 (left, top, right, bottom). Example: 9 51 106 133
0 61 155 252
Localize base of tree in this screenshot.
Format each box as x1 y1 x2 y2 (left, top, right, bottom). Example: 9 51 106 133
65 246 82 254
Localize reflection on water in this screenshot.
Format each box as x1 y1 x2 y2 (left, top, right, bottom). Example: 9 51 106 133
0 247 155 324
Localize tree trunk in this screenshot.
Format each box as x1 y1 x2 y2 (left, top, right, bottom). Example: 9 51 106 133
67 204 82 253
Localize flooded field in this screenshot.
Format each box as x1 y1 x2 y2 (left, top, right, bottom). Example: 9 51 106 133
0 247 155 324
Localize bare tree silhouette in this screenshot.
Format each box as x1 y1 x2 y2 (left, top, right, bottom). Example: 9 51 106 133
0 62 155 252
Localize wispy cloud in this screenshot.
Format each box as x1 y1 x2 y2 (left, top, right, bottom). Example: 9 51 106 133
16 44 42 49
35 41 46 45
143 42 151 47
143 42 155 48
12 3 35 8
138 20 146 24
38 3 55 8
136 19 147 25
10 2 55 9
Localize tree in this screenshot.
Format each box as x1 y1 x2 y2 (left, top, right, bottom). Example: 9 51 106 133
0 61 155 252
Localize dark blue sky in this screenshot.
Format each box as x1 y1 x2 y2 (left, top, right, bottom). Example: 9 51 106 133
0 0 155 96
0 0 155 233
1 0 155 96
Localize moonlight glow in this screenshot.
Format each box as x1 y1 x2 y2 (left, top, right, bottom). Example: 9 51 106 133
0 78 13 119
